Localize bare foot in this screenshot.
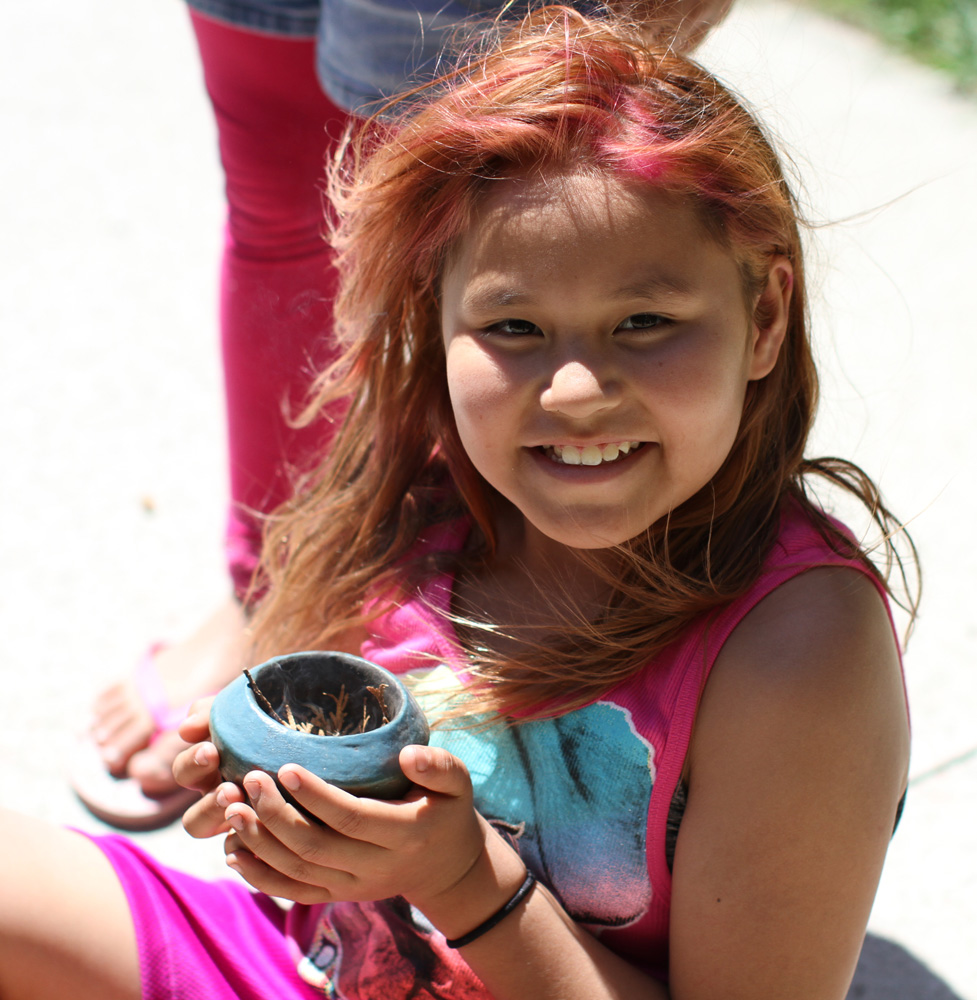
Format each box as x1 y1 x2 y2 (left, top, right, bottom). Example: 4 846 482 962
89 598 250 794
126 730 201 798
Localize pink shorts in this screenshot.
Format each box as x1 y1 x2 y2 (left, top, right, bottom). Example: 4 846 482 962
86 833 319 1000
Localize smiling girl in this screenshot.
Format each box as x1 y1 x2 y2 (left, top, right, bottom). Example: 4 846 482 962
0 9 915 999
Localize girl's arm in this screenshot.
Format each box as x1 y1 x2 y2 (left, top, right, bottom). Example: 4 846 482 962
418 829 673 999
201 747 673 1000
669 565 909 999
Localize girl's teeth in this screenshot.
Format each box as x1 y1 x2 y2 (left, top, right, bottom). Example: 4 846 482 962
547 442 640 465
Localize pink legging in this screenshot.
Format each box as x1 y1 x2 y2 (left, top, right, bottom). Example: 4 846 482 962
190 11 351 600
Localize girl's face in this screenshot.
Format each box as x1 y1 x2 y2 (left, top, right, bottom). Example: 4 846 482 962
440 171 789 552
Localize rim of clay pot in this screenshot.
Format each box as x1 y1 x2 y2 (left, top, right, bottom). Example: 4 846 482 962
210 650 430 800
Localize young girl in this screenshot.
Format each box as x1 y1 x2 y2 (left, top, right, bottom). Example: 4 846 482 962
2 8 913 999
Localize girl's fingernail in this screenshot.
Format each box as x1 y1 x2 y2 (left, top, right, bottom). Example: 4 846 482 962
279 768 301 791
226 812 244 832
226 854 242 874
215 787 229 808
410 745 431 772
193 744 213 766
244 778 261 805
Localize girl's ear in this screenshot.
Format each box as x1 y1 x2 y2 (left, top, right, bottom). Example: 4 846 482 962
748 256 793 381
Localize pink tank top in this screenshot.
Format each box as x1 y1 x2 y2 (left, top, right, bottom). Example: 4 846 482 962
288 502 901 995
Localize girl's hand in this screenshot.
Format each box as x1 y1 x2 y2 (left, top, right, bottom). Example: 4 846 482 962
611 0 733 50
220 744 488 912
174 698 247 839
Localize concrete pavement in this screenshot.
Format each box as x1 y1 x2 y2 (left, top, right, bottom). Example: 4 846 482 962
2 1 976 995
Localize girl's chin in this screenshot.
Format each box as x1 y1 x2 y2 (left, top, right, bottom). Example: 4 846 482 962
518 510 657 555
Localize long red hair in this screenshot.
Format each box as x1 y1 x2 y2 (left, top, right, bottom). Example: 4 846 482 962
248 7 918 717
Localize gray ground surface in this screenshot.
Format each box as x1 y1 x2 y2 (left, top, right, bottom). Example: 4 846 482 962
2 1 975 996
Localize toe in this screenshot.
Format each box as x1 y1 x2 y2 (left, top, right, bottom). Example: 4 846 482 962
89 682 157 775
97 718 155 776
128 732 190 798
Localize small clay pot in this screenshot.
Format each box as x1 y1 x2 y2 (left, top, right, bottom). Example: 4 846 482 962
210 651 430 801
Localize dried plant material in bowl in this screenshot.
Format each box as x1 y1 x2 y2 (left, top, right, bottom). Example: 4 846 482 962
210 651 430 801
244 668 392 737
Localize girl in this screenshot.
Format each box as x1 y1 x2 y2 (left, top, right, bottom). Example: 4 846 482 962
3 8 913 999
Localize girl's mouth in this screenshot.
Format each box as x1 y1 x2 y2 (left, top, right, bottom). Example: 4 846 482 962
540 441 644 466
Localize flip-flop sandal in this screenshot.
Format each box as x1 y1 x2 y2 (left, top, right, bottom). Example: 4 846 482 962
69 732 201 832
69 644 204 832
132 640 206 732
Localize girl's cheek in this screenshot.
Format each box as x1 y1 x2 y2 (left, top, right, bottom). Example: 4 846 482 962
641 329 749 407
447 348 520 414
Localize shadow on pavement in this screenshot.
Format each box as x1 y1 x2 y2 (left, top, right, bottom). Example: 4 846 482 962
848 934 965 999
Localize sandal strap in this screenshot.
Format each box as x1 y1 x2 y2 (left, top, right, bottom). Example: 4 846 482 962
132 643 194 733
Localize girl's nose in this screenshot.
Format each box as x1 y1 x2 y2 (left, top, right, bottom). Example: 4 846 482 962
539 360 620 418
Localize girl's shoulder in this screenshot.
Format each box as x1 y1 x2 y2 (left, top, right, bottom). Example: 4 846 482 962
707 558 904 721
694 498 908 784
694 498 896 664
753 496 884 601
627 500 897 711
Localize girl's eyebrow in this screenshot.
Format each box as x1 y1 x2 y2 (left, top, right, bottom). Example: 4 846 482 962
462 286 534 312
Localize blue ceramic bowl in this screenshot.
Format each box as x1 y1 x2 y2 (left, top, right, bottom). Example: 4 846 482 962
210 651 430 800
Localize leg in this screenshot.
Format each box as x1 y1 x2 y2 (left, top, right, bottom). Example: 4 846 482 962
193 10 351 595
0 812 140 1000
82 14 351 818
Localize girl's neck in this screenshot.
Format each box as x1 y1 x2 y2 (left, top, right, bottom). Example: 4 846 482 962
454 505 617 656
500 508 615 598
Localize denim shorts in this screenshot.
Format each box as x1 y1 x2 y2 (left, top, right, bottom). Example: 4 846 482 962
186 0 538 113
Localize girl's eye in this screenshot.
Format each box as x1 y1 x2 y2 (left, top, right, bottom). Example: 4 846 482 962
485 318 541 337
617 313 667 332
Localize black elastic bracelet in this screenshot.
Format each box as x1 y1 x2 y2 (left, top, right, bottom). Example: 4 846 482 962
445 870 537 949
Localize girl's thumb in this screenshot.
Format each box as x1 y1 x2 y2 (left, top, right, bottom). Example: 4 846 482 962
399 744 471 798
